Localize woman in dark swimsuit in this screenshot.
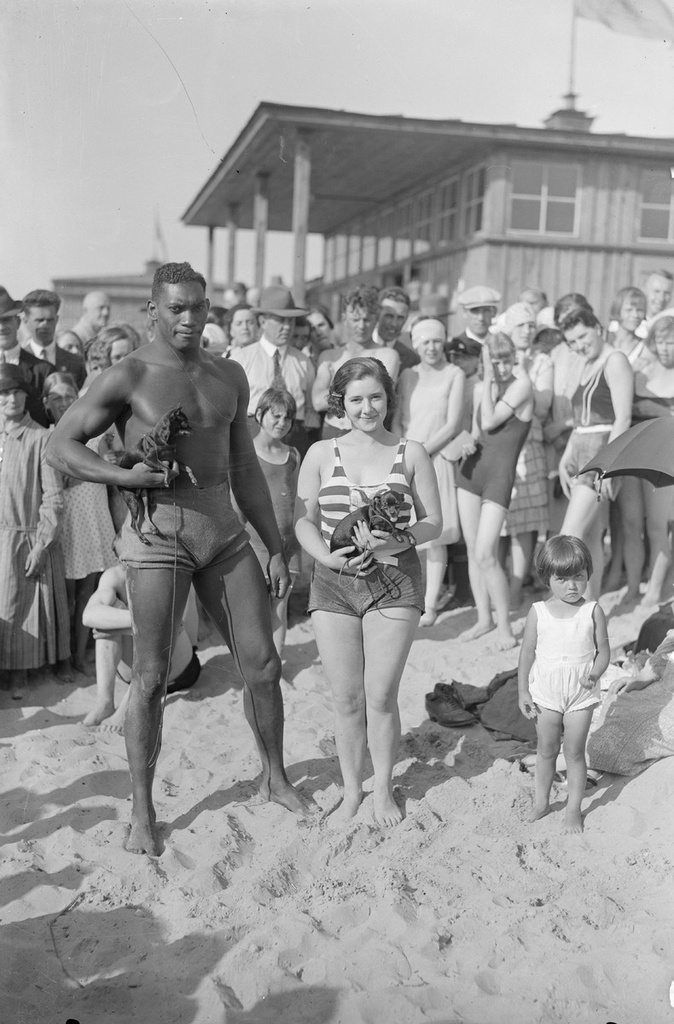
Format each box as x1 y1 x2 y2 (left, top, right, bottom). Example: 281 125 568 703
558 309 633 599
456 334 533 650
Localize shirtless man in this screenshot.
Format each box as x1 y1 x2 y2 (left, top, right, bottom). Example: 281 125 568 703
48 262 311 856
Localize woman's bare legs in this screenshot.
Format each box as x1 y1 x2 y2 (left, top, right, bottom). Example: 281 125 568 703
312 611 366 821
642 482 674 606
362 606 420 825
473 500 514 648
420 544 447 626
561 484 605 600
616 478 644 601
457 489 494 638
509 530 537 610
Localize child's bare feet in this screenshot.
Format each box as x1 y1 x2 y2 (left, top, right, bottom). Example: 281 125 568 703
374 785 403 828
327 790 363 828
493 630 518 651
83 699 116 728
564 809 584 833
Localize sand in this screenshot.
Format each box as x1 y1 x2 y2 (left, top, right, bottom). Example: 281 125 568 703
2 589 674 1024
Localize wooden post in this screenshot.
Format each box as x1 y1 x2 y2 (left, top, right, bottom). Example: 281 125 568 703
206 226 215 297
291 133 311 305
253 174 269 291
226 202 238 289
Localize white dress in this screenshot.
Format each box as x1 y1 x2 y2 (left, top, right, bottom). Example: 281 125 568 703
398 363 462 547
529 600 600 714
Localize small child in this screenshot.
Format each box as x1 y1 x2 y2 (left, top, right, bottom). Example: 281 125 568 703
246 388 301 660
518 535 610 833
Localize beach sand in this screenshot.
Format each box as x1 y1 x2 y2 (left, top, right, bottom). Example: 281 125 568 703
2 589 674 1024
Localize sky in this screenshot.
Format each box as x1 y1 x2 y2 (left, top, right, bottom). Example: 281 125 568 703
1 0 673 301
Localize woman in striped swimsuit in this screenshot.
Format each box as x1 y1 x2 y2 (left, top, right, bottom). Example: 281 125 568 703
296 357 441 828
558 308 633 599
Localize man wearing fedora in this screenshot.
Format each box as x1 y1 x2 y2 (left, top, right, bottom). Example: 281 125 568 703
48 262 313 856
0 286 53 426
451 285 501 348
230 285 315 456
22 290 86 390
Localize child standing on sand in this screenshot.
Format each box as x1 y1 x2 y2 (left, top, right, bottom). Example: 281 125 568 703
518 535 610 832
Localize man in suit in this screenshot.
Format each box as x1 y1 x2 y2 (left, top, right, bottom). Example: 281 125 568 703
22 290 86 390
372 286 420 372
451 285 501 348
0 286 52 426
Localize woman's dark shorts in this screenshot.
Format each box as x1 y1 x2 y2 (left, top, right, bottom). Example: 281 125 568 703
308 548 424 618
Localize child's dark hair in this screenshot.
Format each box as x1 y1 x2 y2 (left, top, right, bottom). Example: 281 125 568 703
535 535 593 586
255 387 296 425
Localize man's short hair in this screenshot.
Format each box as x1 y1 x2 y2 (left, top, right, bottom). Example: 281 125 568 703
378 286 410 309
343 285 379 317
23 289 61 313
647 269 674 283
151 262 207 302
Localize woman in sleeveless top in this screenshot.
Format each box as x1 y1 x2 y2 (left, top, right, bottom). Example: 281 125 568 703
558 308 633 599
456 335 533 650
296 358 441 828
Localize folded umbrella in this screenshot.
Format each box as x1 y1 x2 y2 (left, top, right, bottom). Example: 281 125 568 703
580 418 674 488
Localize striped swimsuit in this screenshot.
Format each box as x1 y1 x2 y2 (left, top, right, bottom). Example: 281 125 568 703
308 438 424 617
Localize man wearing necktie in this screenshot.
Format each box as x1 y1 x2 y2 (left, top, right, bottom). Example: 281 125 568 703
230 286 315 457
21 290 86 391
0 286 52 426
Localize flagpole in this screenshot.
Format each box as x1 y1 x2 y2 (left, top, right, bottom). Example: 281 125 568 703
567 0 577 106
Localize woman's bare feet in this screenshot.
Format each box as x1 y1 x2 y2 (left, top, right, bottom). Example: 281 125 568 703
374 785 403 828
564 809 584 833
328 790 363 827
492 630 518 651
459 620 495 642
83 699 116 728
528 801 550 822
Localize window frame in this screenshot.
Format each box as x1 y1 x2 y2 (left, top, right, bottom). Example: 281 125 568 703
508 160 581 237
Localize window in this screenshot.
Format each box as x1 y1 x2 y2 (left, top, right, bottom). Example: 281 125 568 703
361 216 377 272
394 201 412 261
438 177 460 245
377 208 394 266
463 165 486 236
509 161 579 235
640 169 674 241
324 236 336 284
347 226 361 277
334 234 347 280
413 190 434 255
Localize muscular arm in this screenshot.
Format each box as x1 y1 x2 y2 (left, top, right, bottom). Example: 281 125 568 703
311 350 336 412
45 361 166 489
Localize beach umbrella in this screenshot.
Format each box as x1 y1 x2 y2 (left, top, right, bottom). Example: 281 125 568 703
580 418 674 488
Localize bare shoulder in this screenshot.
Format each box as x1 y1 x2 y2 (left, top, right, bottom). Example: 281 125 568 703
402 437 431 468
317 346 341 367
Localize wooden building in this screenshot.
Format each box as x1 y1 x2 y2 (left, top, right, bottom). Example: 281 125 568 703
183 101 674 326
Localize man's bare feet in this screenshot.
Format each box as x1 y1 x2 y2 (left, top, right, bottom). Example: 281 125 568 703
83 700 116 728
261 777 319 816
374 786 403 828
564 809 584 833
125 814 161 856
55 659 75 683
492 630 518 651
528 802 550 823
327 791 363 828
459 620 495 642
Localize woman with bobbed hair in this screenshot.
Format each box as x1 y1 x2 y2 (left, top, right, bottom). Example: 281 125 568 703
296 356 441 827
98 323 142 364
456 334 534 649
224 303 258 351
558 308 633 599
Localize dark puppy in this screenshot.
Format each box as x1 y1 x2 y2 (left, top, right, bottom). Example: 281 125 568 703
330 488 411 554
117 406 197 544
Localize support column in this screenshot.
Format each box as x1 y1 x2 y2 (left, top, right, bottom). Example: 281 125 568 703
206 226 215 296
291 133 311 305
226 203 238 288
253 174 269 291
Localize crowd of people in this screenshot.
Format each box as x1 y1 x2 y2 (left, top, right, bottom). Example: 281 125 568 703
2 261 674 845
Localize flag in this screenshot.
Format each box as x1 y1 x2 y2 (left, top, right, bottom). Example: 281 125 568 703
575 0 674 40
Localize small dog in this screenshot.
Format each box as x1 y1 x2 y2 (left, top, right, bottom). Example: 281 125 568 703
117 406 197 544
330 488 410 554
